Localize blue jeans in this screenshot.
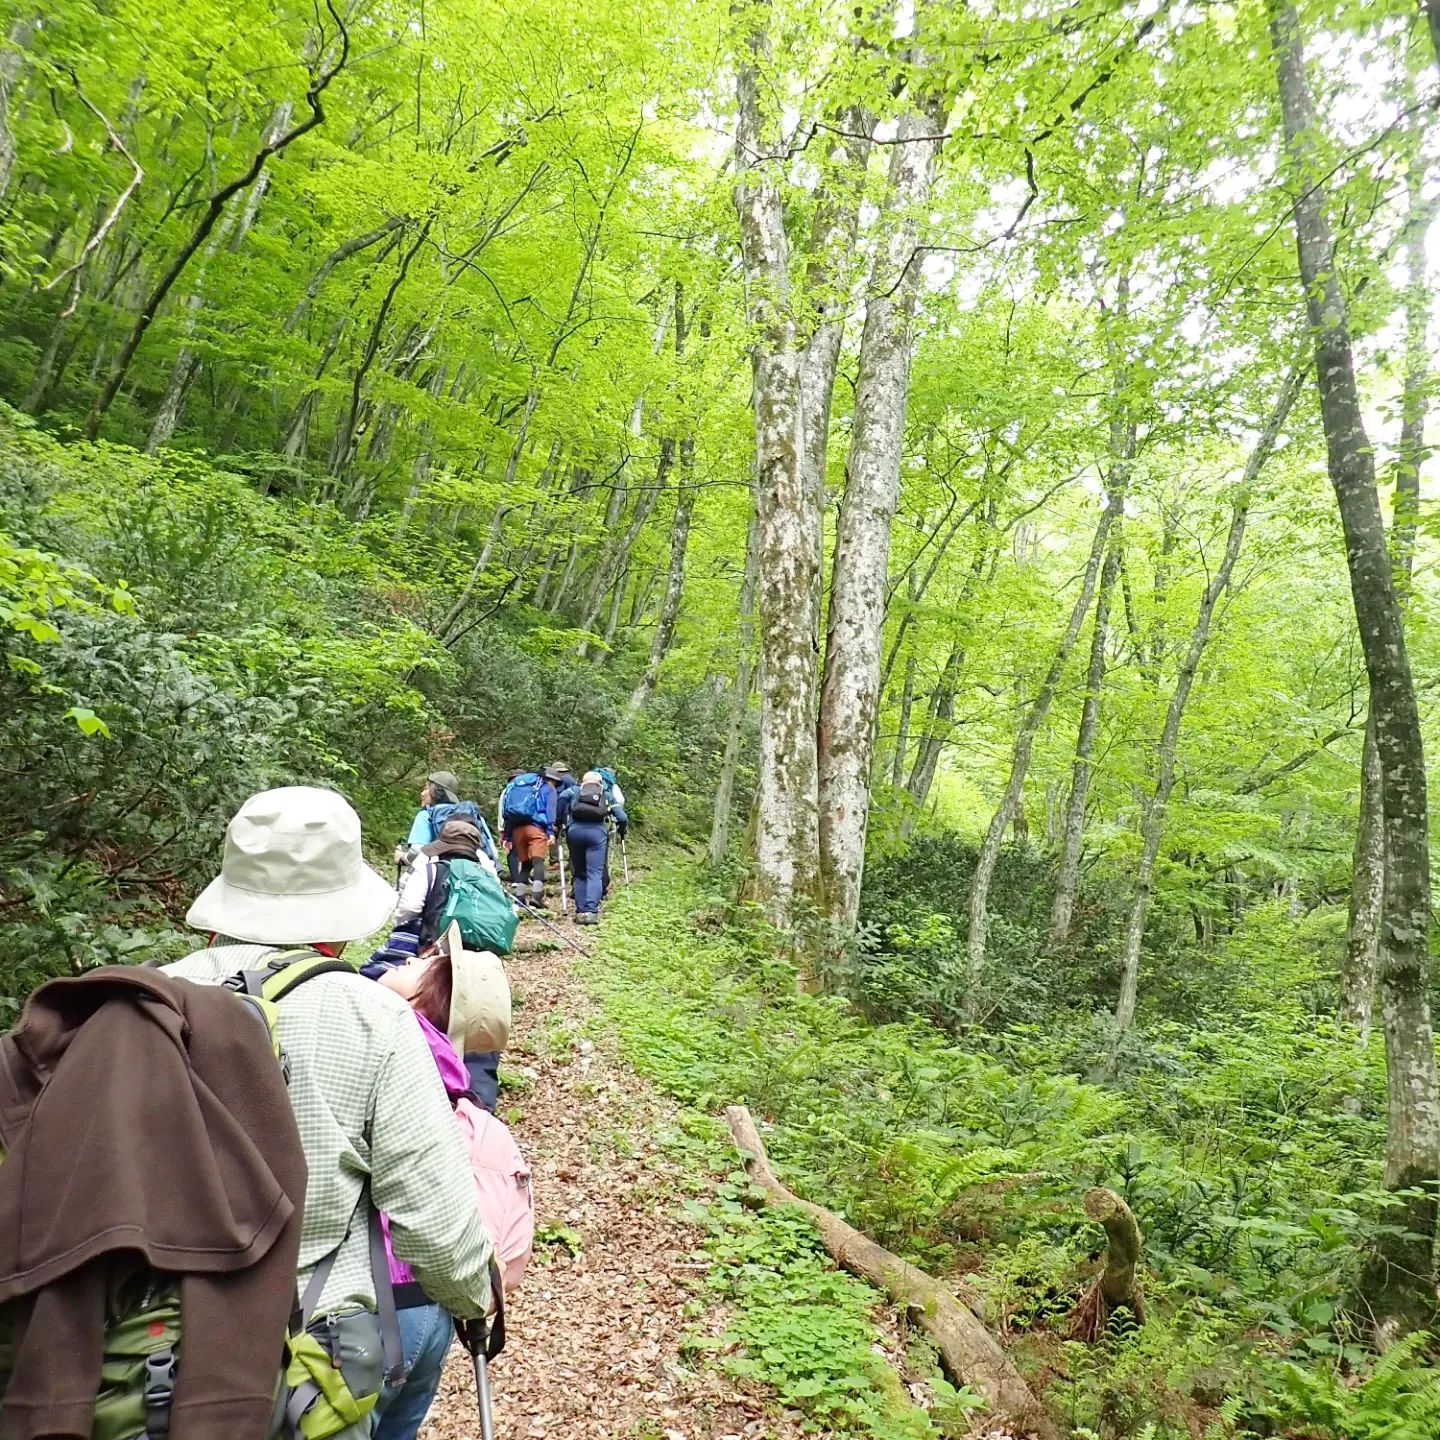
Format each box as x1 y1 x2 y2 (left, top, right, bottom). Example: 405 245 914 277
372 1302 453 1440
567 823 609 913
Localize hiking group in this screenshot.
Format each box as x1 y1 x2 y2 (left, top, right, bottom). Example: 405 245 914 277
0 761 631 1440
489 763 629 925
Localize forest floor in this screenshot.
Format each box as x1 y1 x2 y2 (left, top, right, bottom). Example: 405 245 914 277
418 904 816 1440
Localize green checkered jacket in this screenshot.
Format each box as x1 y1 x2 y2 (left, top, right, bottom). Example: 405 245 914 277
166 944 494 1318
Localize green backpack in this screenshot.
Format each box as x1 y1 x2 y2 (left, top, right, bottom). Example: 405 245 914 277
437 857 519 955
0 950 401 1440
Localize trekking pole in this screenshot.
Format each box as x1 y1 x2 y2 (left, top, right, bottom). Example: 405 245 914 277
460 1264 505 1440
465 1319 495 1440
621 832 631 885
557 836 569 915
513 896 589 955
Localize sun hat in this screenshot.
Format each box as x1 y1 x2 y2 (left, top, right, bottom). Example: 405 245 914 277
187 786 397 944
421 818 482 859
440 922 512 1053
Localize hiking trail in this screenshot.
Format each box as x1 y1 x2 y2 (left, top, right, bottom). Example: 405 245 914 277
419 907 813 1440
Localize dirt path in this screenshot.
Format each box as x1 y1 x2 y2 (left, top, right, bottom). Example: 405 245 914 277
420 911 811 1440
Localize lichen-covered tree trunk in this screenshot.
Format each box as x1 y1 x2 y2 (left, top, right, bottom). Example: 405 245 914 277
1342 165 1434 1030
1113 362 1302 1034
732 0 821 937
1270 0 1440 1332
817 82 947 933
1342 717 1384 1040
964 505 1114 1011
798 101 874 664
709 511 761 868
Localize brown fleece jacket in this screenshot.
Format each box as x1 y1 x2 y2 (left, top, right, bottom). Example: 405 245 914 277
0 968 307 1440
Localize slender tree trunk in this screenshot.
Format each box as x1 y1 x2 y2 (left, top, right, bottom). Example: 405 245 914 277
891 646 918 791
1113 363 1304 1032
1046 538 1121 952
732 0 821 936
619 437 696 732
709 511 761 867
817 78 947 932
1271 0 1440 1332
964 506 1115 1011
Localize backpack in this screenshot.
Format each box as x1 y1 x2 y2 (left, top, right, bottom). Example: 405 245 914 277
569 780 609 826
0 951 398 1440
431 858 519 956
500 772 547 828
426 800 498 864
454 1099 534 1294
595 767 621 803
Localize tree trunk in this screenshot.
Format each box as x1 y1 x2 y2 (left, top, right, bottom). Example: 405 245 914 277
725 1106 1062 1440
817 79 947 933
708 512 762 868
1046 537 1121 952
797 101 875 670
1343 165 1436 1027
1071 1188 1145 1340
1270 0 1440 1333
964 505 1115 1012
1113 361 1304 1034
618 437 695 733
0 20 33 204
890 648 918 791
1342 718 1384 1040
732 2 821 939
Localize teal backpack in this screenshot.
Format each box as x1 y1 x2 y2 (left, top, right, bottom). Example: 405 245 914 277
435 858 519 955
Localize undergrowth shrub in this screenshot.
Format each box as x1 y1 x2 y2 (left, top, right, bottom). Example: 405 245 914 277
591 867 1412 1440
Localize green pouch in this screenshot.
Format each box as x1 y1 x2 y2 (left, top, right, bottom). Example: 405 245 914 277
280 1308 384 1440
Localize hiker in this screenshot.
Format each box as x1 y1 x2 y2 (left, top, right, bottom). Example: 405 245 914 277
371 942 527 1440
559 770 628 925
594 766 629 899
0 954 308 1440
167 786 498 1438
498 767 560 907
397 770 498 869
390 816 517 1110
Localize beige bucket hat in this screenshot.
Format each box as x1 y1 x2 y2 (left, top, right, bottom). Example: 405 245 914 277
187 786 397 944
441 921 512 1054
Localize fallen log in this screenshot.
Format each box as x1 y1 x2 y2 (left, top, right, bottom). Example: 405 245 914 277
724 1105 1063 1440
1070 1186 1145 1340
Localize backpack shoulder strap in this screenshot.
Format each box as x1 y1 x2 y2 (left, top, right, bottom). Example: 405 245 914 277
227 948 355 1001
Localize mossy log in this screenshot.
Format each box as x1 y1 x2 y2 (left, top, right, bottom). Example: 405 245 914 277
724 1105 1062 1440
1071 1186 1145 1340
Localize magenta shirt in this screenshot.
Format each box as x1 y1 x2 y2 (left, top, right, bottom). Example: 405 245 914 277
383 1011 468 1288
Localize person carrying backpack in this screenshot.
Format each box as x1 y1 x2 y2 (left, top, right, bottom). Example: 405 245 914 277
0 966 309 1440
497 768 559 908
167 786 498 1440
391 818 518 1110
396 771 498 870
370 940 532 1440
558 770 620 925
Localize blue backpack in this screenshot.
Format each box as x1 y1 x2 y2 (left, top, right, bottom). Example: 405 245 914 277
500 772 546 828
427 800 497 863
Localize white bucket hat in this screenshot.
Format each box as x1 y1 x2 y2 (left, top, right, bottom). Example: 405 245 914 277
187 786 397 944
